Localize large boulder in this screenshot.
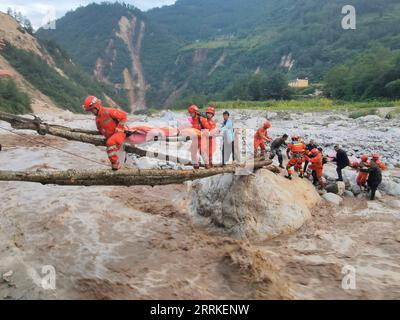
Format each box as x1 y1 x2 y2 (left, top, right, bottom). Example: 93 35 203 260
188 169 321 240
351 185 362 196
325 181 345 196
342 168 358 189
380 180 400 196
323 165 338 181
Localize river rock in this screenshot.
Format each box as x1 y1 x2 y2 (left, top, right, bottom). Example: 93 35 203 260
351 185 362 196
325 182 346 195
357 115 382 122
325 183 339 194
380 180 400 196
323 165 338 181
344 190 355 198
188 169 321 240
342 169 357 189
133 157 161 170
322 193 343 205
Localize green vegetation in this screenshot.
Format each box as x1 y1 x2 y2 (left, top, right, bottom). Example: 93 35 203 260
38 0 400 107
349 108 378 119
224 72 292 101
170 98 400 113
42 40 129 109
1 42 128 113
0 78 31 114
385 107 400 119
325 45 400 100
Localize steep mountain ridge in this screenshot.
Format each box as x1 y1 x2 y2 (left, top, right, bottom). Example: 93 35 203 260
36 0 400 108
0 11 128 114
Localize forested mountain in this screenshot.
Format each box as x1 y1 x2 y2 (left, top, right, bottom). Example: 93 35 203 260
0 11 128 114
36 0 400 109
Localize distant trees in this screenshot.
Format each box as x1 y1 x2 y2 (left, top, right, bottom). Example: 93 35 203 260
225 72 293 101
0 78 31 114
324 45 400 100
2 42 129 113
5 7 34 34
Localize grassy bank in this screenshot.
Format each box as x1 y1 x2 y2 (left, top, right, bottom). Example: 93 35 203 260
169 98 400 113
210 99 400 112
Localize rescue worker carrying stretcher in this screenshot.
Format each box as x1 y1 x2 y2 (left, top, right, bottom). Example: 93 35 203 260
285 135 306 180
83 96 127 171
188 105 216 169
254 121 272 159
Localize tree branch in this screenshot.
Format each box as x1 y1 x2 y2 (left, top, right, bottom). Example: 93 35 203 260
0 161 276 186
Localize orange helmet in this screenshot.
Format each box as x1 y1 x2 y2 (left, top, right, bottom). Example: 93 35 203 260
361 154 368 162
372 153 380 160
292 135 300 141
206 106 216 115
263 121 271 129
83 95 101 111
188 104 199 114
310 148 320 156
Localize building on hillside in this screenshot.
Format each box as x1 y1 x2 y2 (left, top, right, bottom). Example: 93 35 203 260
289 78 309 88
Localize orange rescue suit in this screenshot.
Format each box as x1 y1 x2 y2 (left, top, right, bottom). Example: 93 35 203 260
286 142 306 175
254 127 272 153
306 152 323 178
190 115 215 165
356 160 370 187
96 106 127 167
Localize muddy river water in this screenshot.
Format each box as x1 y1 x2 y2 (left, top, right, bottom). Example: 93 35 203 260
0 110 399 299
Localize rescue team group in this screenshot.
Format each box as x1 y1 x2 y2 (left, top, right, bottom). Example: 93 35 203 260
82 96 386 200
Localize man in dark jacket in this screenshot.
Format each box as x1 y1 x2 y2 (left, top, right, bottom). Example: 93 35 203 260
269 134 288 168
304 139 318 172
333 145 350 181
367 161 383 201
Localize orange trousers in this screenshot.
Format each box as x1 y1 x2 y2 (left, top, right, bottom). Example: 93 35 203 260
357 172 369 187
106 132 126 165
287 156 305 175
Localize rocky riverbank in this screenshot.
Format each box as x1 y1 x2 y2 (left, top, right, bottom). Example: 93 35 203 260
0 110 399 299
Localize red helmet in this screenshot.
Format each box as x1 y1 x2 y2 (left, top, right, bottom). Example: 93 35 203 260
311 148 320 156
361 154 368 162
263 121 271 129
372 153 380 160
188 104 199 114
206 106 216 115
292 135 300 141
83 95 100 111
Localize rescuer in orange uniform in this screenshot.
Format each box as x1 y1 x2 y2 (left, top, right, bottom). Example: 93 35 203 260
371 153 386 170
83 96 127 170
286 135 306 180
356 154 370 189
203 106 217 168
305 148 325 189
254 121 272 159
188 104 214 169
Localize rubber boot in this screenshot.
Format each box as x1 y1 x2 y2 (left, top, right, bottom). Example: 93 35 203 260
112 161 121 171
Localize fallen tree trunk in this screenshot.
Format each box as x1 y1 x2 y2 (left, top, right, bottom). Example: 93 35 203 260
0 111 194 164
0 161 275 186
